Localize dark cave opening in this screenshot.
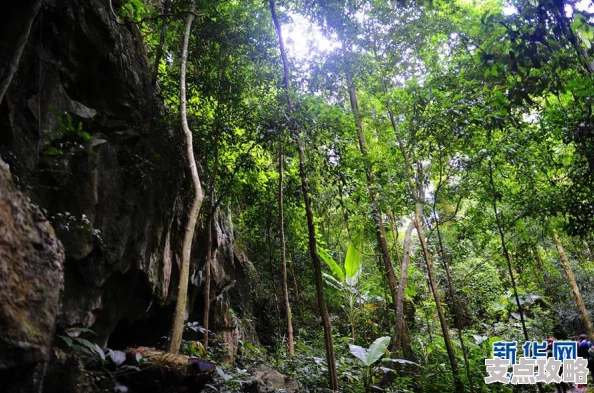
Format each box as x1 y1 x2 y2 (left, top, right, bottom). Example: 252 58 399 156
107 303 174 350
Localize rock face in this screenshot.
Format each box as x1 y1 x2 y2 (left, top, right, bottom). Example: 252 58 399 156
0 0 256 356
0 157 65 393
245 364 301 393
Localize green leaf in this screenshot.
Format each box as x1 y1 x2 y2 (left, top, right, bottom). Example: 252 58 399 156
349 344 367 364
382 358 420 366
404 286 417 297
58 335 73 347
318 247 345 281
344 233 362 282
79 131 93 142
74 337 104 359
66 327 96 336
364 336 391 366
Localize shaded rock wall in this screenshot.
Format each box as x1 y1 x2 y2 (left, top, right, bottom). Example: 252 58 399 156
0 157 64 393
0 0 256 353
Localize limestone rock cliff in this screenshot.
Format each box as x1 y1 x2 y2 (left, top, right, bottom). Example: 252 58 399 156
0 0 256 355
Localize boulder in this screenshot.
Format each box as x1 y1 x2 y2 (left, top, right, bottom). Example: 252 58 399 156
0 157 65 392
244 364 301 393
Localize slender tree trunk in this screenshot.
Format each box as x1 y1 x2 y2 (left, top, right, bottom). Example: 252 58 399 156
393 220 415 355
344 67 400 327
385 93 463 391
0 0 42 106
278 138 295 355
269 1 337 389
488 165 529 342
401 316 414 360
290 255 301 306
488 165 541 393
387 209 401 263
435 219 475 393
151 0 172 88
294 136 339 391
552 230 594 339
169 0 204 354
414 202 464 393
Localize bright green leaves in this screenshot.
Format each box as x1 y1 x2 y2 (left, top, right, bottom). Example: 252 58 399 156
118 0 153 22
318 233 363 285
349 336 391 367
572 13 594 49
318 247 346 282
344 233 362 284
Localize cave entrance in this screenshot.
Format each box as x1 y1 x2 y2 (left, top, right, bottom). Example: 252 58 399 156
107 303 174 350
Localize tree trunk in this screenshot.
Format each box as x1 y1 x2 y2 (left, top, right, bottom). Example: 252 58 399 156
290 255 301 306
385 93 463 391
168 0 204 354
344 67 400 330
401 316 414 360
488 167 545 393
552 230 594 339
414 202 464 393
393 220 415 355
278 138 295 355
435 218 475 393
0 0 42 106
269 1 337 389
488 165 529 342
387 209 401 263
294 136 339 391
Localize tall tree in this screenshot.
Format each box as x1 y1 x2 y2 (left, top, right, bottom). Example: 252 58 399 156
278 136 295 355
269 1 338 389
168 0 204 354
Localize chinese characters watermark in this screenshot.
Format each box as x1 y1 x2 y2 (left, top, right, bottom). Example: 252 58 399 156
485 341 589 384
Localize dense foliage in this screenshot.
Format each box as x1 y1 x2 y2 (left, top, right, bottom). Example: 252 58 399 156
117 0 594 391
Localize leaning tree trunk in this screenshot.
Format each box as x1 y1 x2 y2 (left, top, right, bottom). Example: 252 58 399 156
413 202 464 393
386 94 464 392
552 230 594 339
168 0 204 354
269 1 337 389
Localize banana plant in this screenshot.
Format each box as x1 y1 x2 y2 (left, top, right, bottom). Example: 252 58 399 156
318 233 363 340
349 336 391 393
